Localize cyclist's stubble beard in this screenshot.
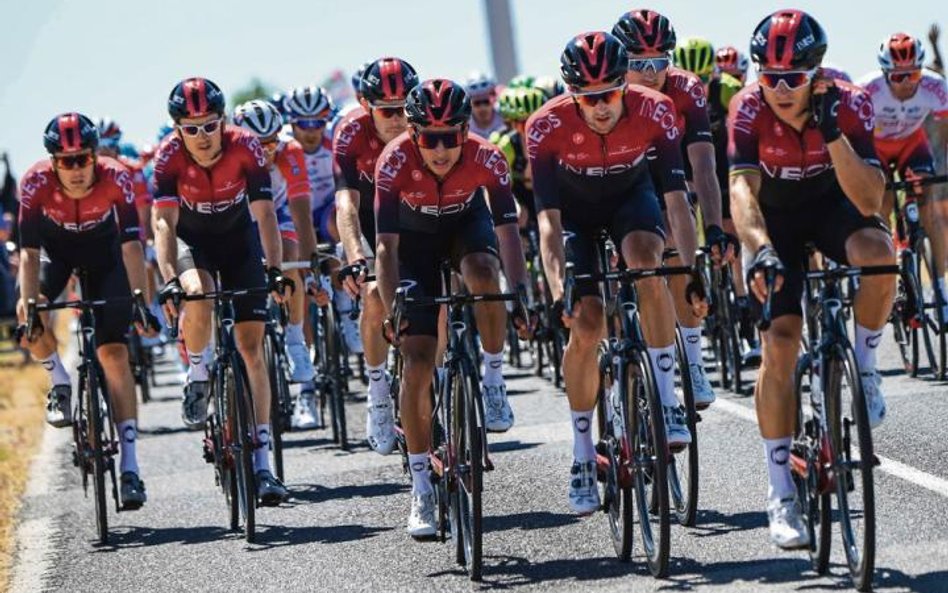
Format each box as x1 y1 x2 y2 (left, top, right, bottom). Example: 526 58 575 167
762 85 812 127
889 78 921 101
419 143 462 178
579 100 623 135
54 157 96 197
372 111 408 144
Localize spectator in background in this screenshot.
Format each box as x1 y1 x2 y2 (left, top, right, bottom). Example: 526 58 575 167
0 152 18 316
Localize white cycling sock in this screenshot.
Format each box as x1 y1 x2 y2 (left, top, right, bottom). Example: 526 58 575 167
117 419 139 475
40 352 70 386
854 324 883 373
482 350 504 387
938 277 947 301
571 409 596 463
254 424 271 472
186 348 208 381
409 452 432 495
764 437 795 501
286 323 305 346
681 326 703 369
647 345 679 407
367 363 389 404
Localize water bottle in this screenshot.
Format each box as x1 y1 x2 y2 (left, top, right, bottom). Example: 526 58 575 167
906 201 919 224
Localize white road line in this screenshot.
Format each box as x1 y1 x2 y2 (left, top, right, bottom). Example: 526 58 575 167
713 397 948 500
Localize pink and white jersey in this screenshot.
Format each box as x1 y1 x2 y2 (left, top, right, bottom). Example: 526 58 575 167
301 137 336 212
858 70 948 140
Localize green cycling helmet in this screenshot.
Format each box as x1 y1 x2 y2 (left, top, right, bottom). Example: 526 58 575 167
499 87 548 122
673 37 715 80
507 74 536 89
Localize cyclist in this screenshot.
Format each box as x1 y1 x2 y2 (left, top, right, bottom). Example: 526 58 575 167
613 9 735 407
858 33 948 314
715 45 749 84
18 113 154 509
528 32 702 514
490 86 548 228
728 10 896 548
466 71 505 138
233 99 320 389
534 75 566 100
95 118 152 243
374 78 529 537
152 77 293 505
334 57 418 455
674 37 760 362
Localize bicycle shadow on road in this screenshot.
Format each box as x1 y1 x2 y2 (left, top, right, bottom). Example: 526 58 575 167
89 524 233 551
484 511 581 534
487 440 541 454
434 554 637 588
246 522 393 550
682 508 768 538
288 481 408 505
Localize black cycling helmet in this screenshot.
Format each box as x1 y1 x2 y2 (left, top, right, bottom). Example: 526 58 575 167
405 79 471 127
560 31 628 89
167 77 226 121
613 9 677 55
360 57 419 104
750 9 827 71
43 112 98 154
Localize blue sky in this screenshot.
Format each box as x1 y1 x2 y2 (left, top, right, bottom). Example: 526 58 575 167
1 0 942 175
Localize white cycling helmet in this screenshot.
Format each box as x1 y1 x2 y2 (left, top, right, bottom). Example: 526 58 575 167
465 71 496 98
285 85 334 120
233 100 283 138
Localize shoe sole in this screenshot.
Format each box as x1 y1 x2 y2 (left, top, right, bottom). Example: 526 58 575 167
408 529 437 541
774 539 810 550
121 500 145 511
47 420 72 429
259 494 283 507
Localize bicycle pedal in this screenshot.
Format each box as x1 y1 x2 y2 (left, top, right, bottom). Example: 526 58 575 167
871 454 881 467
695 413 703 423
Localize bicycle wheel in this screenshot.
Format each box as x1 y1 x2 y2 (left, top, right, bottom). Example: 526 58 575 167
551 327 566 389
595 343 633 560
670 331 699 527
891 276 916 376
324 305 349 450
725 297 744 395
826 347 875 591
229 357 257 543
918 236 947 379
791 353 831 574
264 333 287 481
86 361 109 544
456 357 484 580
628 350 670 577
905 249 937 376
210 367 239 530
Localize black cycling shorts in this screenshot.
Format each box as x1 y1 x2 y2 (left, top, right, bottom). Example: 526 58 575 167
562 173 666 298
763 184 888 319
177 227 268 323
398 207 500 338
40 250 132 346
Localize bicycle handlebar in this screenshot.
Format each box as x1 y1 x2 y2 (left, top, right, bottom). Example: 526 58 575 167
886 174 948 192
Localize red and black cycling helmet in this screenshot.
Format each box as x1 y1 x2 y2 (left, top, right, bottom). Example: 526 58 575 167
750 10 827 71
360 57 419 104
167 77 226 121
43 112 98 154
878 33 926 71
612 9 677 55
560 31 628 89
405 79 471 127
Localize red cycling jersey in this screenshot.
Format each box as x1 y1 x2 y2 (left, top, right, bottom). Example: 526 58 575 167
18 156 140 252
273 139 312 209
333 106 387 245
660 67 714 147
374 132 518 235
117 154 151 209
727 81 881 207
152 125 271 244
526 88 687 211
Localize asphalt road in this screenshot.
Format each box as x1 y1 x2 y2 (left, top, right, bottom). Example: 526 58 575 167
9 330 948 593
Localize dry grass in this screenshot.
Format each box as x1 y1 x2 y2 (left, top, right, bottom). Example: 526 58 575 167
0 314 71 593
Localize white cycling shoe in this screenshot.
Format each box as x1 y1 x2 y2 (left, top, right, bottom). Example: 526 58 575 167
767 496 810 550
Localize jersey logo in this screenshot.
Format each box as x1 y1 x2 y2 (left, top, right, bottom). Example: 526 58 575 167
525 112 562 158
761 162 833 180
375 146 408 193
474 146 511 186
638 97 680 140
731 92 762 136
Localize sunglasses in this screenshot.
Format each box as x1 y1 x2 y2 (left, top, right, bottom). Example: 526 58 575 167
757 69 817 91
371 103 406 119
571 84 625 107
472 98 493 108
628 56 671 73
54 153 94 170
178 118 222 137
414 129 465 149
293 118 327 130
887 70 922 84
260 136 281 151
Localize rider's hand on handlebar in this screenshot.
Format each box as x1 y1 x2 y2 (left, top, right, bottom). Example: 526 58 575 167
746 245 785 303
266 266 295 303
339 260 368 299
705 224 739 266
157 277 184 325
685 269 710 320
382 314 408 346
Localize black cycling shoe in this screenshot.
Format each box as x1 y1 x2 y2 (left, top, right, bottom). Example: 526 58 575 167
45 384 73 428
120 472 147 510
255 470 289 507
181 380 209 429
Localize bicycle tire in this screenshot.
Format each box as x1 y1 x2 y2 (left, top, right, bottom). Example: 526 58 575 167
826 346 875 591
230 356 257 543
629 349 670 577
210 366 239 531
906 249 937 376
919 236 947 379
264 332 286 482
455 356 483 580
324 305 348 450
791 353 831 574
86 360 109 545
595 342 633 560
670 331 699 527
890 275 915 376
